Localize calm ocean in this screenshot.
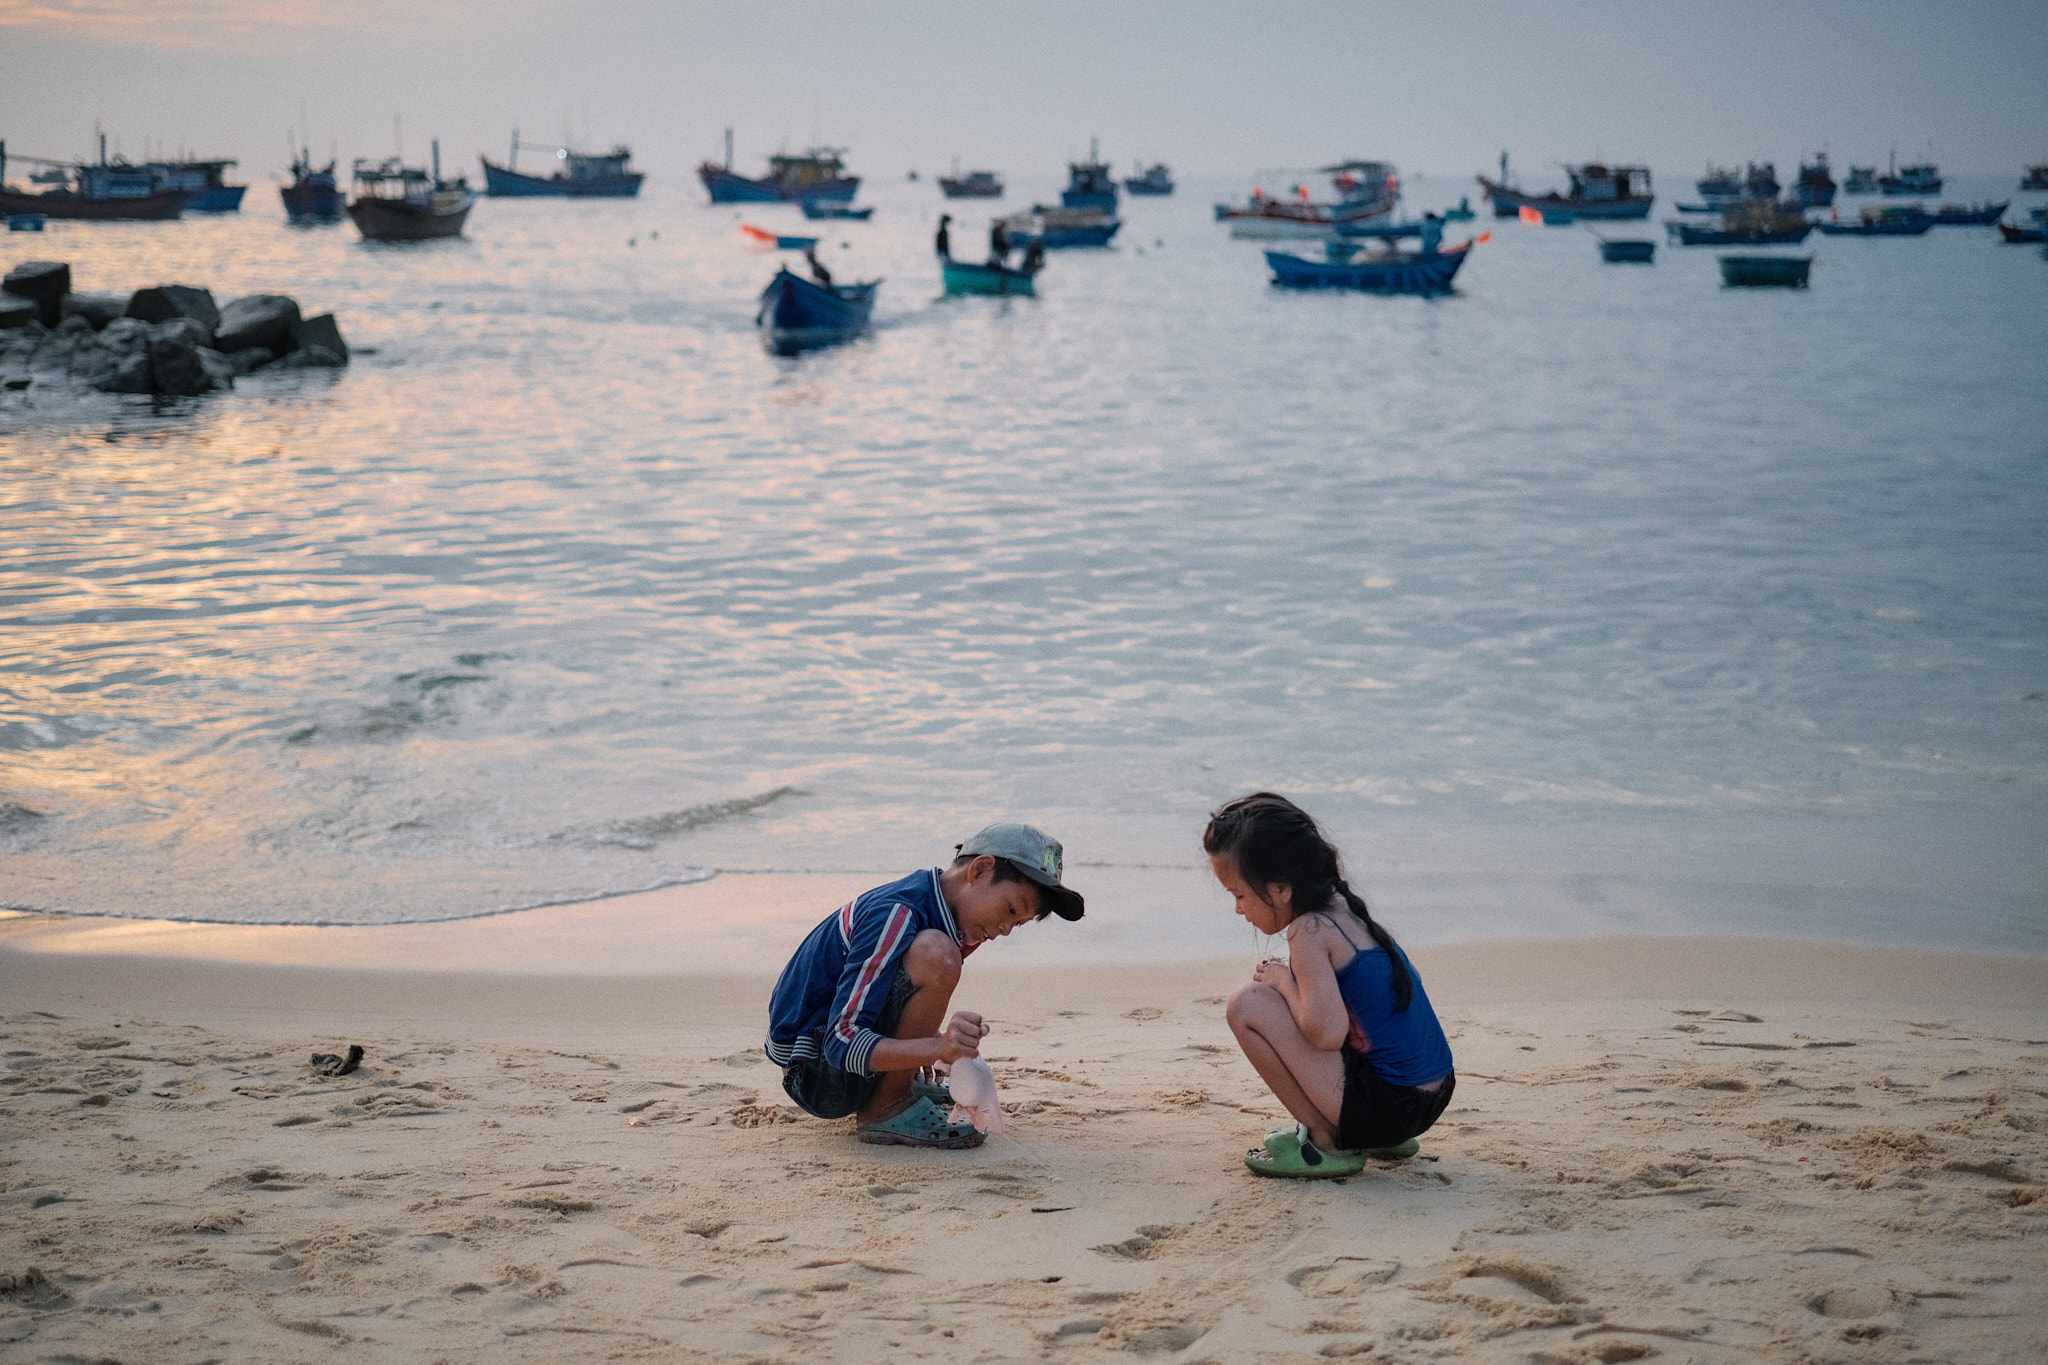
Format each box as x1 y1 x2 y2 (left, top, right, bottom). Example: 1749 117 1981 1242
3 171 2045 952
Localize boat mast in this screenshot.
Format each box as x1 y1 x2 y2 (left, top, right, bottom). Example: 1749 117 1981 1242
724 127 733 171
510 127 518 170
431 138 441 185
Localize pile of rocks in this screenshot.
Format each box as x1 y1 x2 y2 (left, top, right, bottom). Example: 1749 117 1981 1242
0 261 349 399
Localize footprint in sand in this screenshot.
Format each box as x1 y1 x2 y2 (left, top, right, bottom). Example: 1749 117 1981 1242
1090 1224 1183 1261
1123 1007 1166 1022
1287 1257 1400 1295
1454 1258 1581 1306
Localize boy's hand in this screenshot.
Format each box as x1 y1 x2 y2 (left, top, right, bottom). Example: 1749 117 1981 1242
938 1011 987 1062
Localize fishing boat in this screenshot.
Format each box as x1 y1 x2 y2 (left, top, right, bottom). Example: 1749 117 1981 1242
0 137 186 220
1743 162 1781 201
1441 197 1475 221
1002 206 1119 248
1793 153 1837 209
1123 162 1174 196
800 200 873 221
1665 200 1813 246
280 147 343 222
7 214 46 232
1599 238 1655 263
1719 254 1812 287
2022 164 2048 191
1997 222 2046 244
347 143 474 241
1878 155 1941 196
481 132 643 197
144 157 245 211
1061 139 1118 211
1264 239 1473 294
1221 160 1400 238
1695 164 1743 200
1928 201 2009 226
938 161 1003 199
940 257 1039 296
1477 160 1654 220
1814 204 1933 236
1843 164 1879 194
756 267 878 354
1334 215 1429 240
699 129 857 204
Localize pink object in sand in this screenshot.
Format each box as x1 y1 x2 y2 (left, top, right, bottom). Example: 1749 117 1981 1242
941 1056 1004 1134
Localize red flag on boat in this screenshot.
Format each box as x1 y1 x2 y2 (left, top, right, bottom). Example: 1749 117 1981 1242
1476 231 1492 245
740 223 775 244
1518 205 1542 226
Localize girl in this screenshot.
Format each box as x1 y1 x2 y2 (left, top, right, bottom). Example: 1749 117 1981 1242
1204 792 1454 1179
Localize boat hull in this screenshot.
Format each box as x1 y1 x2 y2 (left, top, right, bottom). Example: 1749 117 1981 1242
1794 185 1837 209
1719 254 1812 287
1122 181 1172 196
1879 178 1942 196
183 185 246 212
348 195 473 241
700 165 857 204
1060 189 1118 211
1997 223 2046 244
799 202 874 220
1667 222 1813 246
1599 239 1656 263
281 182 344 221
1476 177 1653 220
756 268 879 353
940 258 1037 296
481 158 643 197
1012 221 1119 248
0 188 185 220
1928 202 2008 227
1814 217 1931 237
938 179 1003 199
1264 243 1470 294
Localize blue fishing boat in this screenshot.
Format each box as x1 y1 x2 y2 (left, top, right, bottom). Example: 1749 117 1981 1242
1478 160 1654 220
1122 161 1174 196
1060 138 1118 211
800 200 874 220
1794 153 1837 209
1928 201 2008 227
1996 222 2046 244
481 132 643 197
940 257 1038 296
756 267 879 353
1665 201 1813 246
144 158 245 211
280 146 343 222
700 129 857 204
1264 240 1472 294
1440 197 1475 221
1599 239 1655 263
1815 205 1933 236
1719 254 1812 287
1878 155 1941 196
1003 206 1119 248
7 213 46 232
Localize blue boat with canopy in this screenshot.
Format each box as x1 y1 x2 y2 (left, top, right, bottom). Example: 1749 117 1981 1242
756 267 879 354
1265 240 1473 294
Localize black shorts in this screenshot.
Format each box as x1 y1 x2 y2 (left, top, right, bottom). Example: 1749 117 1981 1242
780 966 917 1119
1336 1047 1454 1150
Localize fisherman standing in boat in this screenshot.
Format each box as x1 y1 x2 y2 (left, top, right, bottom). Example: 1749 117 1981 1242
1419 211 1444 257
935 213 952 261
805 246 834 288
987 216 1011 265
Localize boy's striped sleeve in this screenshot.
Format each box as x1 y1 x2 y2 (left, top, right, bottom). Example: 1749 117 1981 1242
822 899 916 1075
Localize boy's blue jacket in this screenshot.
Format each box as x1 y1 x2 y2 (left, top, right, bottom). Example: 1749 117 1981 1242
764 868 963 1077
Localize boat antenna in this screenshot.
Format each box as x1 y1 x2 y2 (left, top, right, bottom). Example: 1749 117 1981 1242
394 113 403 160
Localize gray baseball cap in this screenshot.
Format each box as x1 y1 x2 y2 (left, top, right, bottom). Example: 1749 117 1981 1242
956 822 1085 922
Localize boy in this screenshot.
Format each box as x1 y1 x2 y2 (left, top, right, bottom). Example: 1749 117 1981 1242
765 823 1085 1148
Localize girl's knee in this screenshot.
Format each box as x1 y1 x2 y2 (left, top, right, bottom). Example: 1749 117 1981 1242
904 929 962 989
1226 982 1281 1030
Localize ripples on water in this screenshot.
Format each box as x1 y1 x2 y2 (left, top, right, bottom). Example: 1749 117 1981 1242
2 173 2044 945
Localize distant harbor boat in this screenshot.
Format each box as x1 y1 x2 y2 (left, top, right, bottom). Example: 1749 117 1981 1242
1219 159 1399 239
481 131 643 197
1843 164 1879 194
1061 138 1118 211
1264 239 1474 294
347 142 474 241
756 266 878 354
280 146 344 222
1996 222 2046 244
1719 254 1812 288
1666 200 1813 246
1122 161 1174 196
1815 204 1933 236
0 137 185 220
699 129 857 204
1743 162 1780 201
938 160 1003 199
1695 164 1742 200
1793 153 1837 209
2022 163 2048 192
799 200 873 221
1478 158 1654 220
1927 201 2009 227
1598 238 1655 263
1002 205 1120 248
1878 155 1941 196
144 157 245 212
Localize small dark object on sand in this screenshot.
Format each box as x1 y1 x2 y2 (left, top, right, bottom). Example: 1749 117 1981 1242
310 1044 364 1077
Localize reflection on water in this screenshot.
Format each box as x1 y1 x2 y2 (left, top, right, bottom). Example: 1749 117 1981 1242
2 174 2046 943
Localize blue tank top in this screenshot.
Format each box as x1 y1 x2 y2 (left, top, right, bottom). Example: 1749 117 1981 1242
1332 936 1453 1087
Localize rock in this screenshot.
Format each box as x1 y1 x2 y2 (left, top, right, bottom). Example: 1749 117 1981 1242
198 347 237 391
0 291 34 330
98 316 151 352
3 261 70 327
58 313 92 336
228 348 271 376
288 312 349 365
214 294 300 356
90 350 152 394
147 324 227 397
3 373 30 391
62 292 128 330
150 316 213 350
126 284 219 332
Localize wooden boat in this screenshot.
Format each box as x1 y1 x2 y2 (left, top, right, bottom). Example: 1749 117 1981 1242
756 267 878 353
1122 162 1174 196
2022 164 2048 191
1815 205 1932 236
1793 154 1837 209
938 161 1003 199
1843 165 1879 194
1599 239 1655 263
143 158 245 211
1478 161 1654 220
1878 159 1941 196
800 200 873 220
700 129 856 204
1996 222 2046 244
1003 206 1119 248
1928 201 2009 226
347 144 474 242
1264 240 1472 294
1719 254 1812 287
1665 200 1813 245
1695 164 1742 199
0 138 185 219
940 257 1038 296
482 132 643 197
280 147 344 222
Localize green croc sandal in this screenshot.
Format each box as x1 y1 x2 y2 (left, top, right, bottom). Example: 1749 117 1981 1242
1245 1126 1365 1180
911 1069 953 1106
1364 1137 1421 1160
857 1096 984 1150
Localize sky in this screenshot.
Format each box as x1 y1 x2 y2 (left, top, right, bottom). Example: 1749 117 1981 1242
3 0 2045 186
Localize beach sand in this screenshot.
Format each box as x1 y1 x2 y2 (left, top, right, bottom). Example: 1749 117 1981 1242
2 883 2045 1363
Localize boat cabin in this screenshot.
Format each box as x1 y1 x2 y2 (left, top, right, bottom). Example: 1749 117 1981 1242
766 148 850 191
1566 163 1652 203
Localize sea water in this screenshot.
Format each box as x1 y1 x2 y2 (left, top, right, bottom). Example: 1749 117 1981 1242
3 172 2045 952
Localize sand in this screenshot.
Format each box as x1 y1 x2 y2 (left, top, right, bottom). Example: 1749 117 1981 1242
2 898 2045 1363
